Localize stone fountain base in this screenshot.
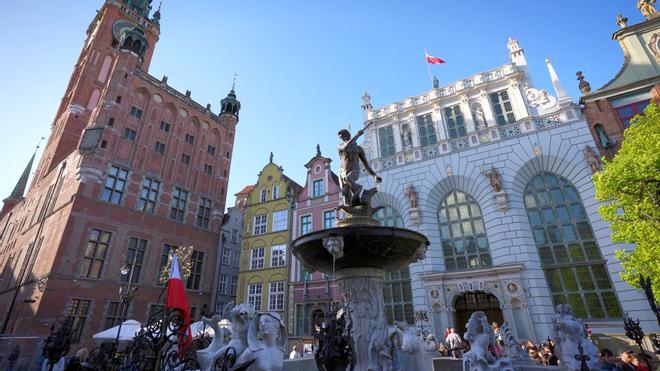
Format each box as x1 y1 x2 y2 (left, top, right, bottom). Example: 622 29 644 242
335 267 389 371
292 224 430 371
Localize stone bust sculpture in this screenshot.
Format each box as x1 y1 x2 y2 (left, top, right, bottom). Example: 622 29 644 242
235 312 288 371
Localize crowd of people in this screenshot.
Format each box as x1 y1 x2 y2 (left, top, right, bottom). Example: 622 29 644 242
431 321 655 371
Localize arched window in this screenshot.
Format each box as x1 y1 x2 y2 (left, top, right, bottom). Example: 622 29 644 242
438 191 491 271
594 124 613 148
374 206 414 325
524 173 621 319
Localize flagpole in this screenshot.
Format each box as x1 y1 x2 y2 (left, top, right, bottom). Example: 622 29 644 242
424 49 434 89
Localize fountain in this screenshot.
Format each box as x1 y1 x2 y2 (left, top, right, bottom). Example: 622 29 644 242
292 125 430 370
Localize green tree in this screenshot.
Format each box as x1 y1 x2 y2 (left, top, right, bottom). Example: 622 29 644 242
593 101 660 296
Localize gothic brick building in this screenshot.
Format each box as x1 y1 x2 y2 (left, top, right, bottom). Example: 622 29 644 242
0 0 239 362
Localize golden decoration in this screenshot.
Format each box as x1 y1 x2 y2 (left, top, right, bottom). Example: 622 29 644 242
159 245 193 284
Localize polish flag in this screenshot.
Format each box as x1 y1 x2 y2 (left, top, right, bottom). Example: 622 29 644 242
425 51 445 64
166 253 192 349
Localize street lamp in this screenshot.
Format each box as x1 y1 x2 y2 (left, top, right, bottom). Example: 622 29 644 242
639 275 660 326
113 256 138 363
284 187 296 343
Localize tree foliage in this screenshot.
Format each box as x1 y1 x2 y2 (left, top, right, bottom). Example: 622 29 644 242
593 101 660 296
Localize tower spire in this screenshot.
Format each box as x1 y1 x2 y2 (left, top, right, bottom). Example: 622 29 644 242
1 148 37 218
220 77 241 119
546 58 572 106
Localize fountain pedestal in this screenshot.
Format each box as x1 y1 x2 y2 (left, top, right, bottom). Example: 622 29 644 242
335 267 388 371
292 225 429 371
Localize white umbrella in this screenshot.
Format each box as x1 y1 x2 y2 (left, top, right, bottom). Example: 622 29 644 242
190 320 215 337
92 319 142 341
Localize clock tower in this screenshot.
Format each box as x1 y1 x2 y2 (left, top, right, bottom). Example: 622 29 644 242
41 0 160 175
0 0 239 352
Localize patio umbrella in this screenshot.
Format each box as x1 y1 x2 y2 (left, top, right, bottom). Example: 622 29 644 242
92 319 142 341
190 320 215 337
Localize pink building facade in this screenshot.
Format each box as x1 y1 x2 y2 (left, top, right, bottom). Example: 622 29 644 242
287 147 342 347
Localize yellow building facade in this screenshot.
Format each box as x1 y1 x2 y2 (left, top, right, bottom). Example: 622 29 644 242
237 160 301 317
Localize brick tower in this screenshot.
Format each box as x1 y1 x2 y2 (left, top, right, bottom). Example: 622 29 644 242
0 0 239 361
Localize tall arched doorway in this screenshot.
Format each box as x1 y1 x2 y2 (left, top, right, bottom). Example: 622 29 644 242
454 292 503 335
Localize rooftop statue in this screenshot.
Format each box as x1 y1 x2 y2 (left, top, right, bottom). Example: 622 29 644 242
638 0 657 19
337 122 382 220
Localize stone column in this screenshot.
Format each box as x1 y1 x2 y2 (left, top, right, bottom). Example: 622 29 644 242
508 80 530 121
391 122 403 153
336 267 389 371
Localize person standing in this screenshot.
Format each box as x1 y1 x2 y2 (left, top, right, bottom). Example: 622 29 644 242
445 328 463 359
491 321 502 356
289 344 302 360
599 349 622 371
620 351 635 371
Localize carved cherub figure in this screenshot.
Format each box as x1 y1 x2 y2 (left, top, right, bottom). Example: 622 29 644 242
322 235 345 260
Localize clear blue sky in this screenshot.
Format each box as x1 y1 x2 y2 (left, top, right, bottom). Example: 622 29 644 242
0 1 644 207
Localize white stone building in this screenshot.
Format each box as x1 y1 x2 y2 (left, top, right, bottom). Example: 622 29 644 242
357 38 658 342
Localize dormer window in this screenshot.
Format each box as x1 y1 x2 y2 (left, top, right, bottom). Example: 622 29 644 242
312 179 324 198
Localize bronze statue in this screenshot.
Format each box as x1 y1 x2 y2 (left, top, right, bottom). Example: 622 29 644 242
638 0 657 19
405 184 418 209
583 145 602 173
483 166 503 193
337 123 381 208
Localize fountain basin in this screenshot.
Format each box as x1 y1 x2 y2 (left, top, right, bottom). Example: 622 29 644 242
292 225 429 274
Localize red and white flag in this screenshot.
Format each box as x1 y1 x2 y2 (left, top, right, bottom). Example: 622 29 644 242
425 51 445 65
166 253 192 349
